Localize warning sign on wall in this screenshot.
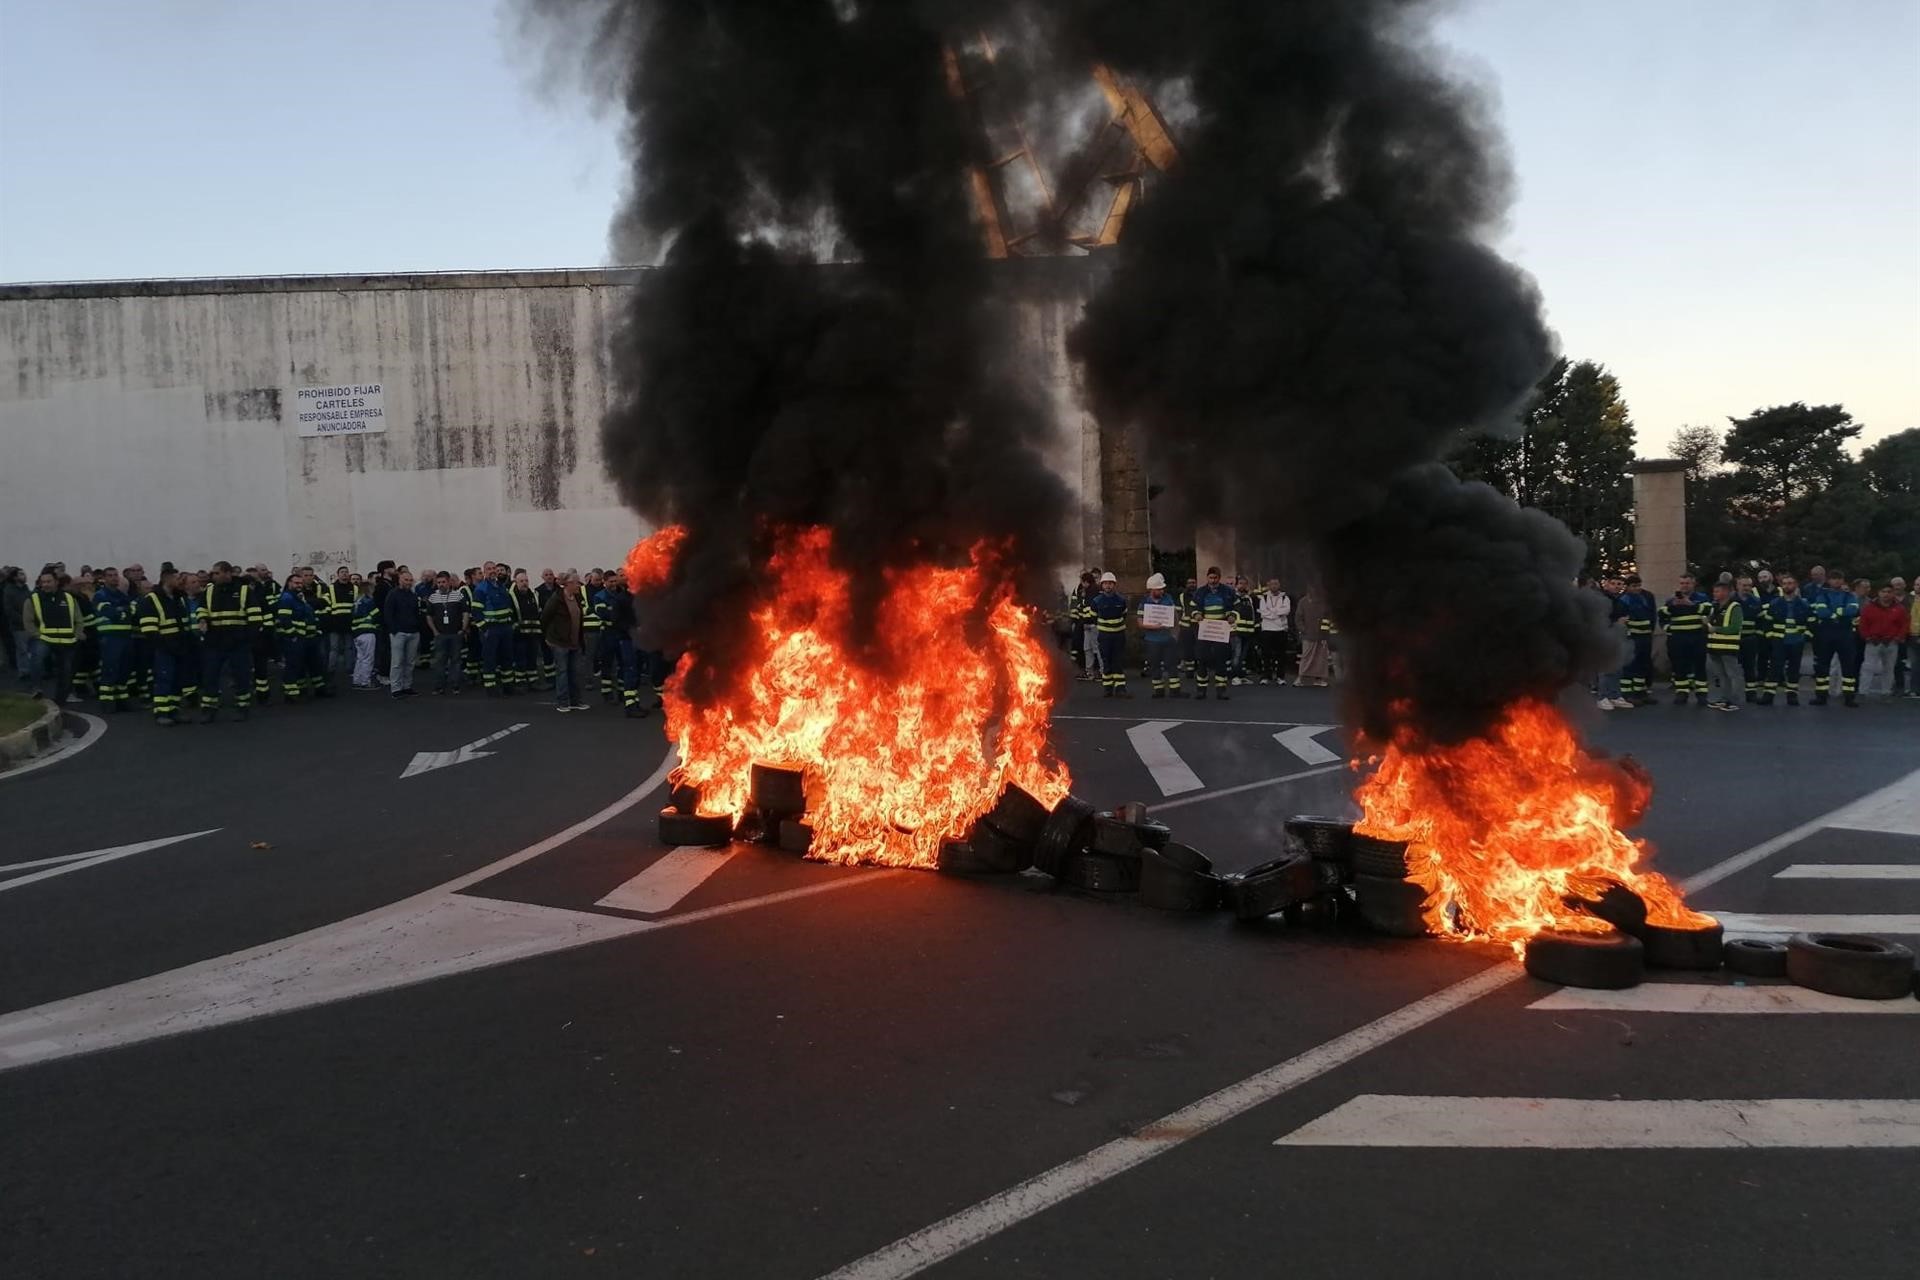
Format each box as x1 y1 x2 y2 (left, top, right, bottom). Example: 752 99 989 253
289 383 387 437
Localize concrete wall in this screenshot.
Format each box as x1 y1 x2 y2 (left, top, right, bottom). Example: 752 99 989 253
1 263 1110 579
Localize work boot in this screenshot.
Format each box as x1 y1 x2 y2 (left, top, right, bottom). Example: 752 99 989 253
1102 687 1113 698
235 707 249 721
1786 692 1800 706
1744 691 1757 703
1844 693 1859 707
1169 688 1188 698
201 708 217 724
1115 687 1132 699
1812 692 1828 706
1694 694 1708 706
1759 693 1774 706
1214 688 1229 701
1671 691 1686 705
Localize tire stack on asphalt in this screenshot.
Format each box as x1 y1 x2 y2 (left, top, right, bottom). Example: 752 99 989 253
1347 833 1434 938
1528 877 1917 1000
657 783 734 847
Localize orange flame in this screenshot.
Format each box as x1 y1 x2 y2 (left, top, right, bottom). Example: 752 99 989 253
624 524 688 593
662 527 1069 867
1355 700 1706 952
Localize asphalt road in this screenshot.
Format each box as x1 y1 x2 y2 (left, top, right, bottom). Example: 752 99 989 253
3 672 1917 1279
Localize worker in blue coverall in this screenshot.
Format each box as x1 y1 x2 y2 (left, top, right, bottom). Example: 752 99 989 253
1763 573 1813 706
472 567 517 696
1137 573 1180 698
1190 566 1238 701
1617 574 1656 704
90 567 135 711
1807 568 1861 707
1089 571 1131 697
1659 575 1708 705
273 569 319 704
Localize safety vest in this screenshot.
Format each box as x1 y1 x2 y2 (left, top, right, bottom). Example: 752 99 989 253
203 582 258 634
580 585 603 631
351 598 381 633
1706 601 1744 652
31 591 83 645
1660 602 1705 634
1231 594 1257 634
137 591 188 637
511 587 541 634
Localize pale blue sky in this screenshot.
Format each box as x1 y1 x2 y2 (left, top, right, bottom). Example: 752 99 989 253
1 0 1914 450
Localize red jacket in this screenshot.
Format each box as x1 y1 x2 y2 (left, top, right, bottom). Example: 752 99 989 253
1859 600 1909 643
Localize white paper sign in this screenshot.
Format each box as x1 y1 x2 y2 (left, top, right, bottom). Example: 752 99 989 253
1196 619 1233 645
1141 603 1178 629
289 383 387 437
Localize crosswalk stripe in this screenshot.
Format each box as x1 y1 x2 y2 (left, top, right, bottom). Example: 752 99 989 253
1713 912 1920 937
1528 984 1920 1015
1773 864 1920 880
1125 721 1205 796
1274 1095 1920 1148
595 848 739 914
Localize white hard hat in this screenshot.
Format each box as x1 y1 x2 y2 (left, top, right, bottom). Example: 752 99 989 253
1146 573 1166 589
1100 571 1117 583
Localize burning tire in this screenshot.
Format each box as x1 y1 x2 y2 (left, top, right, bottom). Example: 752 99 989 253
777 819 814 856
1225 856 1318 921
1723 938 1789 978
1033 795 1096 877
1062 850 1141 893
658 808 733 848
1139 844 1221 912
1523 927 1645 990
749 763 808 817
982 783 1049 845
1640 917 1724 970
669 783 702 815
1785 933 1917 1000
1349 835 1413 879
1561 876 1648 937
1352 874 1432 938
1285 815 1354 862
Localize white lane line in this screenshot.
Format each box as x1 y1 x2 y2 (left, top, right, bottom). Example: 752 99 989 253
1273 724 1340 766
815 765 1920 1280
0 849 116 874
0 873 894 1072
0 711 108 782
1124 721 1205 796
400 723 530 778
596 848 740 914
1774 864 1920 880
1148 762 1347 814
0 830 220 895
1712 912 1920 937
819 963 1519 1280
1528 984 1920 1015
1274 1096 1920 1149
1687 762 1920 894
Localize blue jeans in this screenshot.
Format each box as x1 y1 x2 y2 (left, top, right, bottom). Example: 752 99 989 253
553 647 583 707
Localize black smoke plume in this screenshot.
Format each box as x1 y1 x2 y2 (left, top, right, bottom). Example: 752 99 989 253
520 0 1071 703
1060 0 1609 743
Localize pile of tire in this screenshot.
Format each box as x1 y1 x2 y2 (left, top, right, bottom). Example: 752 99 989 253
657 764 816 852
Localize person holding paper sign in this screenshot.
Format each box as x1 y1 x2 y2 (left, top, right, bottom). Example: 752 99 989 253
1191 566 1237 700
1091 571 1131 697
1138 573 1181 698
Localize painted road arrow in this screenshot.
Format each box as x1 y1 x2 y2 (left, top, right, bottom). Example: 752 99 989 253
400 723 529 779
1274 724 1340 766
0 830 221 895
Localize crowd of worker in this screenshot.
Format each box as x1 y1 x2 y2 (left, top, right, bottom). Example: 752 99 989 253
1060 566 1336 699
2 559 666 724
1589 567 1920 711
1061 563 1920 708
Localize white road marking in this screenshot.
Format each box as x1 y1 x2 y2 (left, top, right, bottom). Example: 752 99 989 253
0 875 891 1072
0 711 108 782
0 830 220 895
1273 724 1340 765
1 849 118 874
1774 864 1920 880
1528 984 1920 1015
1148 762 1348 814
1713 912 1920 937
815 764 1920 1280
818 963 1520 1280
1683 762 1920 894
399 723 530 778
1274 1096 1920 1149
1053 714 1318 727
596 848 740 914
1124 721 1204 796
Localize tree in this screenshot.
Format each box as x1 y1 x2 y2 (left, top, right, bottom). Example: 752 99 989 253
1722 402 1861 509
1445 358 1637 573
1670 424 1721 483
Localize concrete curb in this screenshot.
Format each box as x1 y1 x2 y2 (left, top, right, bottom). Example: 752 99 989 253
0 697 69 770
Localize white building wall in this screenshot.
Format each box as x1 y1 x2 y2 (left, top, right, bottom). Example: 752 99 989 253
0 265 1102 579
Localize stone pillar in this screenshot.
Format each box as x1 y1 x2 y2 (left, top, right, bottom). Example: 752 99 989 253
1630 459 1688 675
1098 419 1153 589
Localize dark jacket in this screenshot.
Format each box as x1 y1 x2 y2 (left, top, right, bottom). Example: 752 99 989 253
540 587 584 650
382 587 422 634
